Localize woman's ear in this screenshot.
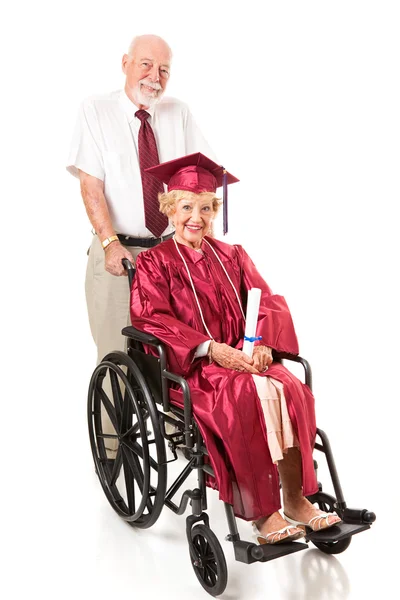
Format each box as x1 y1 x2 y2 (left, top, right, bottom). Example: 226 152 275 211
168 207 176 227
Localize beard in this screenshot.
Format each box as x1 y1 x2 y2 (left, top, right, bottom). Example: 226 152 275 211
132 78 163 108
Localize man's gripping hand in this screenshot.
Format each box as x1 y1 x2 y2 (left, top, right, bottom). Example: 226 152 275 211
105 242 134 276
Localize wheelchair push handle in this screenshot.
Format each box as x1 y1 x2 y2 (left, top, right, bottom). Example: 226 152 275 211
122 258 136 288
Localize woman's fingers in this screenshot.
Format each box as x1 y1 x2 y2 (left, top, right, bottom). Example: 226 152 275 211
253 346 273 370
241 353 254 364
231 352 259 374
211 343 266 374
241 362 260 374
252 354 263 371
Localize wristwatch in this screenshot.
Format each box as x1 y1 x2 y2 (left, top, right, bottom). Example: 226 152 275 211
101 235 119 250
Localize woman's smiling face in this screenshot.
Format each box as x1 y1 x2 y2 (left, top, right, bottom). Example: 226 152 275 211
172 193 215 248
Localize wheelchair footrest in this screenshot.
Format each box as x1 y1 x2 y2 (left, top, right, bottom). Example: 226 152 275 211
306 522 370 544
233 540 308 564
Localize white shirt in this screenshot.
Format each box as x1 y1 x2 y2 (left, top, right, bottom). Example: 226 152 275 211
67 90 216 237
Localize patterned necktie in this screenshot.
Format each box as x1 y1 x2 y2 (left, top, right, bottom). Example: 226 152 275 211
135 110 168 237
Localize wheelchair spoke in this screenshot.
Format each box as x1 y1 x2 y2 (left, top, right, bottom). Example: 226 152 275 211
122 415 146 440
109 448 123 487
120 387 134 434
206 565 217 586
121 447 136 513
207 560 218 577
199 536 208 555
121 411 151 442
122 438 159 472
96 385 118 431
193 537 204 557
121 445 153 514
109 369 123 429
131 410 149 432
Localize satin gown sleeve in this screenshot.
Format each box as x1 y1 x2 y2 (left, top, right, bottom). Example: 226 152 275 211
235 245 300 355
130 250 210 375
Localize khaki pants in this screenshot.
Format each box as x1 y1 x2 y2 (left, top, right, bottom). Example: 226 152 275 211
85 234 146 454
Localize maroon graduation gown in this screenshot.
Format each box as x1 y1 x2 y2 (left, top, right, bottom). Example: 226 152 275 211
130 237 318 520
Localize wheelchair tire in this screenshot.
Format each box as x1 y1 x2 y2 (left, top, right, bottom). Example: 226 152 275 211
312 536 352 555
88 351 167 529
189 524 228 597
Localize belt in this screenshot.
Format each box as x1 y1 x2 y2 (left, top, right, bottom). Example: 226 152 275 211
117 232 174 248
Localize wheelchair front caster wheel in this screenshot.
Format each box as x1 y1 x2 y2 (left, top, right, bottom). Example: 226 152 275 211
189 524 228 596
312 536 352 555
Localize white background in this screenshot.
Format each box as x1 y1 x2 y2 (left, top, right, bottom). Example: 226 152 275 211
2 1 399 598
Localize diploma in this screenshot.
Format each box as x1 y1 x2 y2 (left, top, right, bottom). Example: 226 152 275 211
242 287 262 358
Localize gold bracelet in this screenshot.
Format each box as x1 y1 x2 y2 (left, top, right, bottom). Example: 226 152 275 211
101 235 119 250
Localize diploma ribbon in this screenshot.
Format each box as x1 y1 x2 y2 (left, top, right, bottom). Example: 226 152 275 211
244 335 262 342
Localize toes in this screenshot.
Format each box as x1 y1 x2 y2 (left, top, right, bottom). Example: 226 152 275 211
321 514 341 529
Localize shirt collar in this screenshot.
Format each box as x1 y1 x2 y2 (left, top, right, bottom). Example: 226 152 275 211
119 90 156 124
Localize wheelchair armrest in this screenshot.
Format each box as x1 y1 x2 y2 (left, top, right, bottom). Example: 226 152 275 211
122 325 195 447
273 351 313 390
274 351 305 362
122 326 162 347
162 370 194 448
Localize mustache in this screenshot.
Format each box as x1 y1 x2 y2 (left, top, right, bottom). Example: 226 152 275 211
139 78 162 91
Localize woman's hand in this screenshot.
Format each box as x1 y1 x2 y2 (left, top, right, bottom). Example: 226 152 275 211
210 342 260 374
252 345 273 372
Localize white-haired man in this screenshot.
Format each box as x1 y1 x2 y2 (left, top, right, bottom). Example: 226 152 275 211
67 35 215 454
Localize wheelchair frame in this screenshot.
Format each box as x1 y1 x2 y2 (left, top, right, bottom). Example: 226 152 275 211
87 263 375 597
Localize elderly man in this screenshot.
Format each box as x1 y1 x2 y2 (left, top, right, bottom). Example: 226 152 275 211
67 34 215 454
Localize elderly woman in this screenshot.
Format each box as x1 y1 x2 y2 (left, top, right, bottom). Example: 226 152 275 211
130 153 341 544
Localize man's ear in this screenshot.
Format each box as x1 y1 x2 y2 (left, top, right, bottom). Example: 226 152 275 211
121 54 129 74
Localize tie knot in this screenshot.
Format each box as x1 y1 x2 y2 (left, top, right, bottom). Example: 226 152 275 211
135 110 150 122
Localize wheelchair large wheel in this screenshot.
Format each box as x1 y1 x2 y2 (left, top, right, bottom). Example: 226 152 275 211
189 524 228 597
308 491 352 555
88 351 167 529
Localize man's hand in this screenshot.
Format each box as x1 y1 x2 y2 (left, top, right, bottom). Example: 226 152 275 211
210 342 260 374
252 345 273 372
104 242 134 276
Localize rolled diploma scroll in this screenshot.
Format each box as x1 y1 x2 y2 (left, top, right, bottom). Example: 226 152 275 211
242 287 262 358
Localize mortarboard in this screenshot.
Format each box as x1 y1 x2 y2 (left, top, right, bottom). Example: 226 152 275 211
145 152 239 235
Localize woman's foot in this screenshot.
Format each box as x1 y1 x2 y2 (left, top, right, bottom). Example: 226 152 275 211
283 496 341 531
253 511 304 544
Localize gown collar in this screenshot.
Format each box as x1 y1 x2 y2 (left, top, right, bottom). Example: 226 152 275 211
171 237 209 264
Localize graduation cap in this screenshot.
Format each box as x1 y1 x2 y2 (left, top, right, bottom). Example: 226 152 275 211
145 152 239 235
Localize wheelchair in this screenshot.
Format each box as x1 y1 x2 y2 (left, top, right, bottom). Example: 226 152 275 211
87 260 376 597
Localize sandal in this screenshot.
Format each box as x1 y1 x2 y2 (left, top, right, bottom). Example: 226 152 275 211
252 522 304 545
283 511 342 532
